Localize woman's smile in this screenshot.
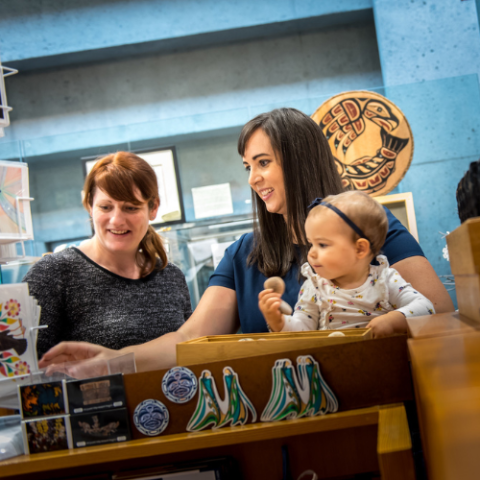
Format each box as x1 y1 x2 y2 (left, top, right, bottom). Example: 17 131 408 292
259 188 274 200
242 129 287 217
90 187 155 258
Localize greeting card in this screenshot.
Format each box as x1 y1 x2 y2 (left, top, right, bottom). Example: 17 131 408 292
0 283 41 407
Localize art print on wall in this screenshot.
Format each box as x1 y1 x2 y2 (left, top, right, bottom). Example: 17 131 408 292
0 161 33 243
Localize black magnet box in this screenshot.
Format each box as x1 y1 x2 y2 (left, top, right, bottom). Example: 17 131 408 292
69 407 131 448
65 373 126 414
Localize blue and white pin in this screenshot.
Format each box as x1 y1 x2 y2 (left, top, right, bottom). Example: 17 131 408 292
162 366 198 404
133 399 169 436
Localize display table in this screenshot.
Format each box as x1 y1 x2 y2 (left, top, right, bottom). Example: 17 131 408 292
406 311 479 340
0 403 414 480
407 311 480 480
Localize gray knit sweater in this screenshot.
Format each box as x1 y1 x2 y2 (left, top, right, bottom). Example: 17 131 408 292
23 247 192 358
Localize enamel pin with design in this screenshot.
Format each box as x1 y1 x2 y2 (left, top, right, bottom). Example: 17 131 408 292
133 399 169 436
187 367 256 432
162 366 198 404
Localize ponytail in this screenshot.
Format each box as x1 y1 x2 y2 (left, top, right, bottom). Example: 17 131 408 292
137 225 168 277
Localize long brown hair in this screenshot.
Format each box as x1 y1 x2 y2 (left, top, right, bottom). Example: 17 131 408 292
83 151 167 277
238 108 344 277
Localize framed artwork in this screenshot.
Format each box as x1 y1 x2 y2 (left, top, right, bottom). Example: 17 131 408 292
376 191 419 242
0 161 34 244
81 146 185 226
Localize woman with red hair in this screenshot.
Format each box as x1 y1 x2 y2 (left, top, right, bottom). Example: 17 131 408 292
24 151 191 358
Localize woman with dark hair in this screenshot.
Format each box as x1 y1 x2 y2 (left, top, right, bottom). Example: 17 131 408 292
39 108 453 371
24 152 192 358
456 158 480 223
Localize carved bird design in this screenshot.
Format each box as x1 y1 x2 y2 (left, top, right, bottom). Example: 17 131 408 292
318 97 410 194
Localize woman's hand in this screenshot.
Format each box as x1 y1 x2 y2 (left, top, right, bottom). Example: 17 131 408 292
39 341 116 367
367 311 407 339
38 341 120 378
259 289 285 332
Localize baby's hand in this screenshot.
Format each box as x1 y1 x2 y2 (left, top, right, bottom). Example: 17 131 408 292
367 311 407 339
259 289 285 332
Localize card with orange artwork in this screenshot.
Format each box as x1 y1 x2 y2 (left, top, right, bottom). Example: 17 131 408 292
0 283 41 406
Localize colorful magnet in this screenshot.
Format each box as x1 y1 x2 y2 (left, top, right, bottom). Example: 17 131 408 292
133 399 169 436
23 415 71 453
261 355 338 423
19 381 67 418
162 366 198 404
187 367 257 432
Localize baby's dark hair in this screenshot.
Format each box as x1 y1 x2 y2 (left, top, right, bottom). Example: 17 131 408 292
308 191 388 257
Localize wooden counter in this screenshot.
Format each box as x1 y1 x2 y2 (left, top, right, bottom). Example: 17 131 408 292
406 311 479 340
0 403 414 480
409 331 480 480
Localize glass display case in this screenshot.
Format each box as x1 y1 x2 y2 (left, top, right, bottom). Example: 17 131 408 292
0 257 38 284
159 214 253 308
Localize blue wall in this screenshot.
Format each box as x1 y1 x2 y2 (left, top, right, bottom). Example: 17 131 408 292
0 0 479 307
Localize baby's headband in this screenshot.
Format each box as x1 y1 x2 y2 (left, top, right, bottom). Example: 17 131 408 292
307 197 371 244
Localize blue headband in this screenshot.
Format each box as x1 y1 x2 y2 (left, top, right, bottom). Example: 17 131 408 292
308 197 371 244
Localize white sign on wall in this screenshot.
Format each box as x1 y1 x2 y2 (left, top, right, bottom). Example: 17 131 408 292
191 183 233 220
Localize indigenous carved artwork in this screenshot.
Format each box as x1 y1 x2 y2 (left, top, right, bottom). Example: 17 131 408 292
162 366 198 404
311 91 413 196
261 355 338 422
187 367 257 432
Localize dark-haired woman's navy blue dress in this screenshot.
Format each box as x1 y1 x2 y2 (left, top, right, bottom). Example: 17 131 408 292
208 208 424 334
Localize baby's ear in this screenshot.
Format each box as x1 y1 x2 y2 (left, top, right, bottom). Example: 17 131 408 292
355 238 371 259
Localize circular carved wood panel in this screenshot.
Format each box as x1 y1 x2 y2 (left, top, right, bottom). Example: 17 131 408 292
311 91 414 197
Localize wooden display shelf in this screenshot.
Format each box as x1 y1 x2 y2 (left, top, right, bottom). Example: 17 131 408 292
0 404 414 480
177 328 372 366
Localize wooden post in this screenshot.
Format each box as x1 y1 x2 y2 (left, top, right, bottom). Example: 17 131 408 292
377 404 416 480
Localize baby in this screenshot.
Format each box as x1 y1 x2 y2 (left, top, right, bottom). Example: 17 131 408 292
259 191 435 338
